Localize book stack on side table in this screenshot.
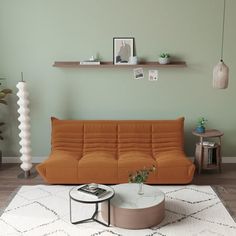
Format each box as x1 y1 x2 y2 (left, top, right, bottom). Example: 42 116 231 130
195 142 218 167
77 184 109 199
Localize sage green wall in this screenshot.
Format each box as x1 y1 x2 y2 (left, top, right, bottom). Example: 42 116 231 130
0 0 235 161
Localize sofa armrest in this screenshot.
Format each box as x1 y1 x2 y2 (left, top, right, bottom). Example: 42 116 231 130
49 150 80 160
36 151 79 183
154 150 186 160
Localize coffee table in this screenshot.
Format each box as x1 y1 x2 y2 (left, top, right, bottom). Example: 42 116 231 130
101 183 165 229
69 184 114 226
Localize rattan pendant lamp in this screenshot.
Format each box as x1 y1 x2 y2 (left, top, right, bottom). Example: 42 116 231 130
213 0 229 89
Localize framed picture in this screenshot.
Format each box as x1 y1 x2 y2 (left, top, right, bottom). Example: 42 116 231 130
148 70 159 81
133 68 144 80
113 37 134 65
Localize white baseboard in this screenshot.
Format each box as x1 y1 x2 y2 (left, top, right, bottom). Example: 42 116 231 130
188 156 236 163
2 156 47 163
221 157 236 163
2 156 236 163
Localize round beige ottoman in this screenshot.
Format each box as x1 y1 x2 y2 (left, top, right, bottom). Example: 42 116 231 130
101 183 165 229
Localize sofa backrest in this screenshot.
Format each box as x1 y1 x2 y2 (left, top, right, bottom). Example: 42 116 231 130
152 118 184 155
51 118 84 158
51 117 184 158
83 121 117 155
118 122 152 155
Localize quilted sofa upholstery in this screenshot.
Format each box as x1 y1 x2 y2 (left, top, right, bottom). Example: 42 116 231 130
36 117 195 184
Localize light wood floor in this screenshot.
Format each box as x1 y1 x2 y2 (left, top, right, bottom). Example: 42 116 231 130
0 163 236 219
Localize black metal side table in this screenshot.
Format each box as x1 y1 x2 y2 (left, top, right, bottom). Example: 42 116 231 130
69 184 115 227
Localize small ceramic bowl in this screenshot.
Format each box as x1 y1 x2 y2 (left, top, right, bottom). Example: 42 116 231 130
88 183 98 190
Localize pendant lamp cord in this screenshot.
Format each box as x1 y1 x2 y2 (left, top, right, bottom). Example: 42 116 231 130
220 0 226 61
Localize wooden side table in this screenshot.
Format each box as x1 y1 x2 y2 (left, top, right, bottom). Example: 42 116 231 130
192 129 224 174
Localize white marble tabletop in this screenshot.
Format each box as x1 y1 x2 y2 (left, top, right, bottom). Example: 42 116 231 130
70 184 114 203
110 183 165 209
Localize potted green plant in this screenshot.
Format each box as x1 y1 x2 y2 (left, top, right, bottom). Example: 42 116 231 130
195 117 207 133
158 53 170 64
128 165 156 195
0 79 12 164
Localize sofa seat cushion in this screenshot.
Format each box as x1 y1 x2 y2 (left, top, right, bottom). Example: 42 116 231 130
119 151 154 160
118 152 157 183
155 151 195 184
36 151 79 184
154 150 186 160
157 155 192 167
78 152 118 183
80 151 116 164
50 150 80 160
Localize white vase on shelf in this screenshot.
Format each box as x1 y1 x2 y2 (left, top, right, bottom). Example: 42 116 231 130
158 57 170 64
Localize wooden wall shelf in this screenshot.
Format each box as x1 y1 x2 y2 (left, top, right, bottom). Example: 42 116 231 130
53 61 186 68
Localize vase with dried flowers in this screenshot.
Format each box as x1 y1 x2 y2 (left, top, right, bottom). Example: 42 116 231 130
128 165 156 195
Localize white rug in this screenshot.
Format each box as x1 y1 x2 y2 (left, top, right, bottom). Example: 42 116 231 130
0 185 235 236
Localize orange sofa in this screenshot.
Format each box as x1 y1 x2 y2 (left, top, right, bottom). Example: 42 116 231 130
36 117 195 184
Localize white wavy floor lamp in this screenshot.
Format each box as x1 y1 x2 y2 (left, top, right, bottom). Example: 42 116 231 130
16 72 32 178
213 0 229 89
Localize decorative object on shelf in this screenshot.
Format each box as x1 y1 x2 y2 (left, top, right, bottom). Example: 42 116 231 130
16 72 32 178
128 165 156 195
0 78 12 165
129 56 138 65
195 117 207 133
213 0 229 89
80 56 100 65
158 53 170 64
113 37 134 65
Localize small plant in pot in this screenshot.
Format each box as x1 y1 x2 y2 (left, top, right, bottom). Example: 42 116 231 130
0 79 12 164
0 82 12 140
195 117 207 133
158 53 170 64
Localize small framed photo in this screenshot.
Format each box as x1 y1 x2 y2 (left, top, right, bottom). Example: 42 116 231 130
149 70 159 81
113 37 134 65
133 68 144 79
